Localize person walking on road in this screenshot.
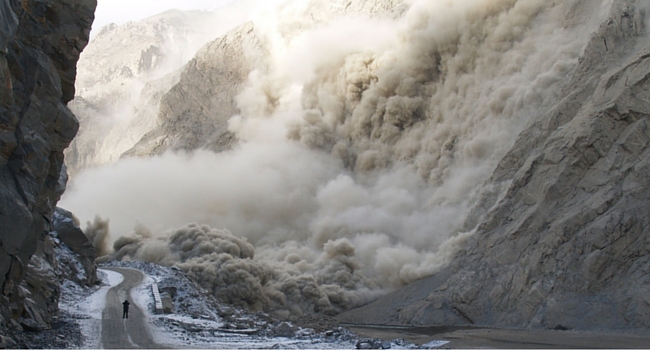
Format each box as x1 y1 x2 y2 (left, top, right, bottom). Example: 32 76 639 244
122 300 130 319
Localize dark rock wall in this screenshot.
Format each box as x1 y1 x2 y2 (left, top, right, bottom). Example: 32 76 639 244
0 0 95 332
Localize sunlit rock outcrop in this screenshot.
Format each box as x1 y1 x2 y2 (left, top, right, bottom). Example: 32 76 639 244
124 21 265 156
66 9 222 174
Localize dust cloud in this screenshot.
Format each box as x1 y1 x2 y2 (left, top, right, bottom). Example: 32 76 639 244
62 0 609 316
84 216 111 257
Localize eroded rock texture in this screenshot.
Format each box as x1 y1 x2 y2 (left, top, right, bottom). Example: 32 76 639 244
66 9 220 174
339 0 650 331
125 21 267 157
0 0 95 334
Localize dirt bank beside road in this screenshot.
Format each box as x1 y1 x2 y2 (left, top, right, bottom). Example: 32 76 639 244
347 325 650 349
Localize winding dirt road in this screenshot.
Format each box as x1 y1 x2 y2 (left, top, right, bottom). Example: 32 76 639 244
100 267 163 349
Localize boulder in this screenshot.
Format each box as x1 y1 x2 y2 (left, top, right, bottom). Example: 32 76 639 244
19 318 46 333
272 321 298 338
355 338 391 349
52 208 98 286
160 286 177 298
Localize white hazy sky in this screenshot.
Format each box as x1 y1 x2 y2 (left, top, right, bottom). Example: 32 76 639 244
91 0 236 37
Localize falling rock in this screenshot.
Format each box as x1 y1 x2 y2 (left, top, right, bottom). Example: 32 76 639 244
160 286 178 298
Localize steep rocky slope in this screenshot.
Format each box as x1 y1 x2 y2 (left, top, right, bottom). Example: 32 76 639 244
0 0 95 340
65 10 223 174
339 0 650 331
73 0 408 162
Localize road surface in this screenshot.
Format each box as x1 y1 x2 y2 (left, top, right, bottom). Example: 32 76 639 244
100 267 163 349
346 325 650 349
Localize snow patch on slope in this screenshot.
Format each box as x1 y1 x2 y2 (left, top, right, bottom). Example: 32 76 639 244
59 269 123 349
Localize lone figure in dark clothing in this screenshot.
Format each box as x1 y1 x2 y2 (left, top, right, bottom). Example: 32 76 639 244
122 300 130 319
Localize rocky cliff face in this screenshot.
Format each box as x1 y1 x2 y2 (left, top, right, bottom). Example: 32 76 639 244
52 208 97 286
339 0 650 331
124 21 265 156
0 0 95 336
72 0 407 164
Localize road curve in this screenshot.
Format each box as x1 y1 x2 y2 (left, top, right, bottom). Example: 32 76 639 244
100 267 163 349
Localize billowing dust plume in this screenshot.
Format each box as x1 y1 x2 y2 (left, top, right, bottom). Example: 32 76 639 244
84 216 111 257
64 0 610 317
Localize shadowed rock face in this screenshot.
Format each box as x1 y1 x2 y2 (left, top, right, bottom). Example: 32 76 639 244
52 207 97 286
339 0 650 332
0 0 95 333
